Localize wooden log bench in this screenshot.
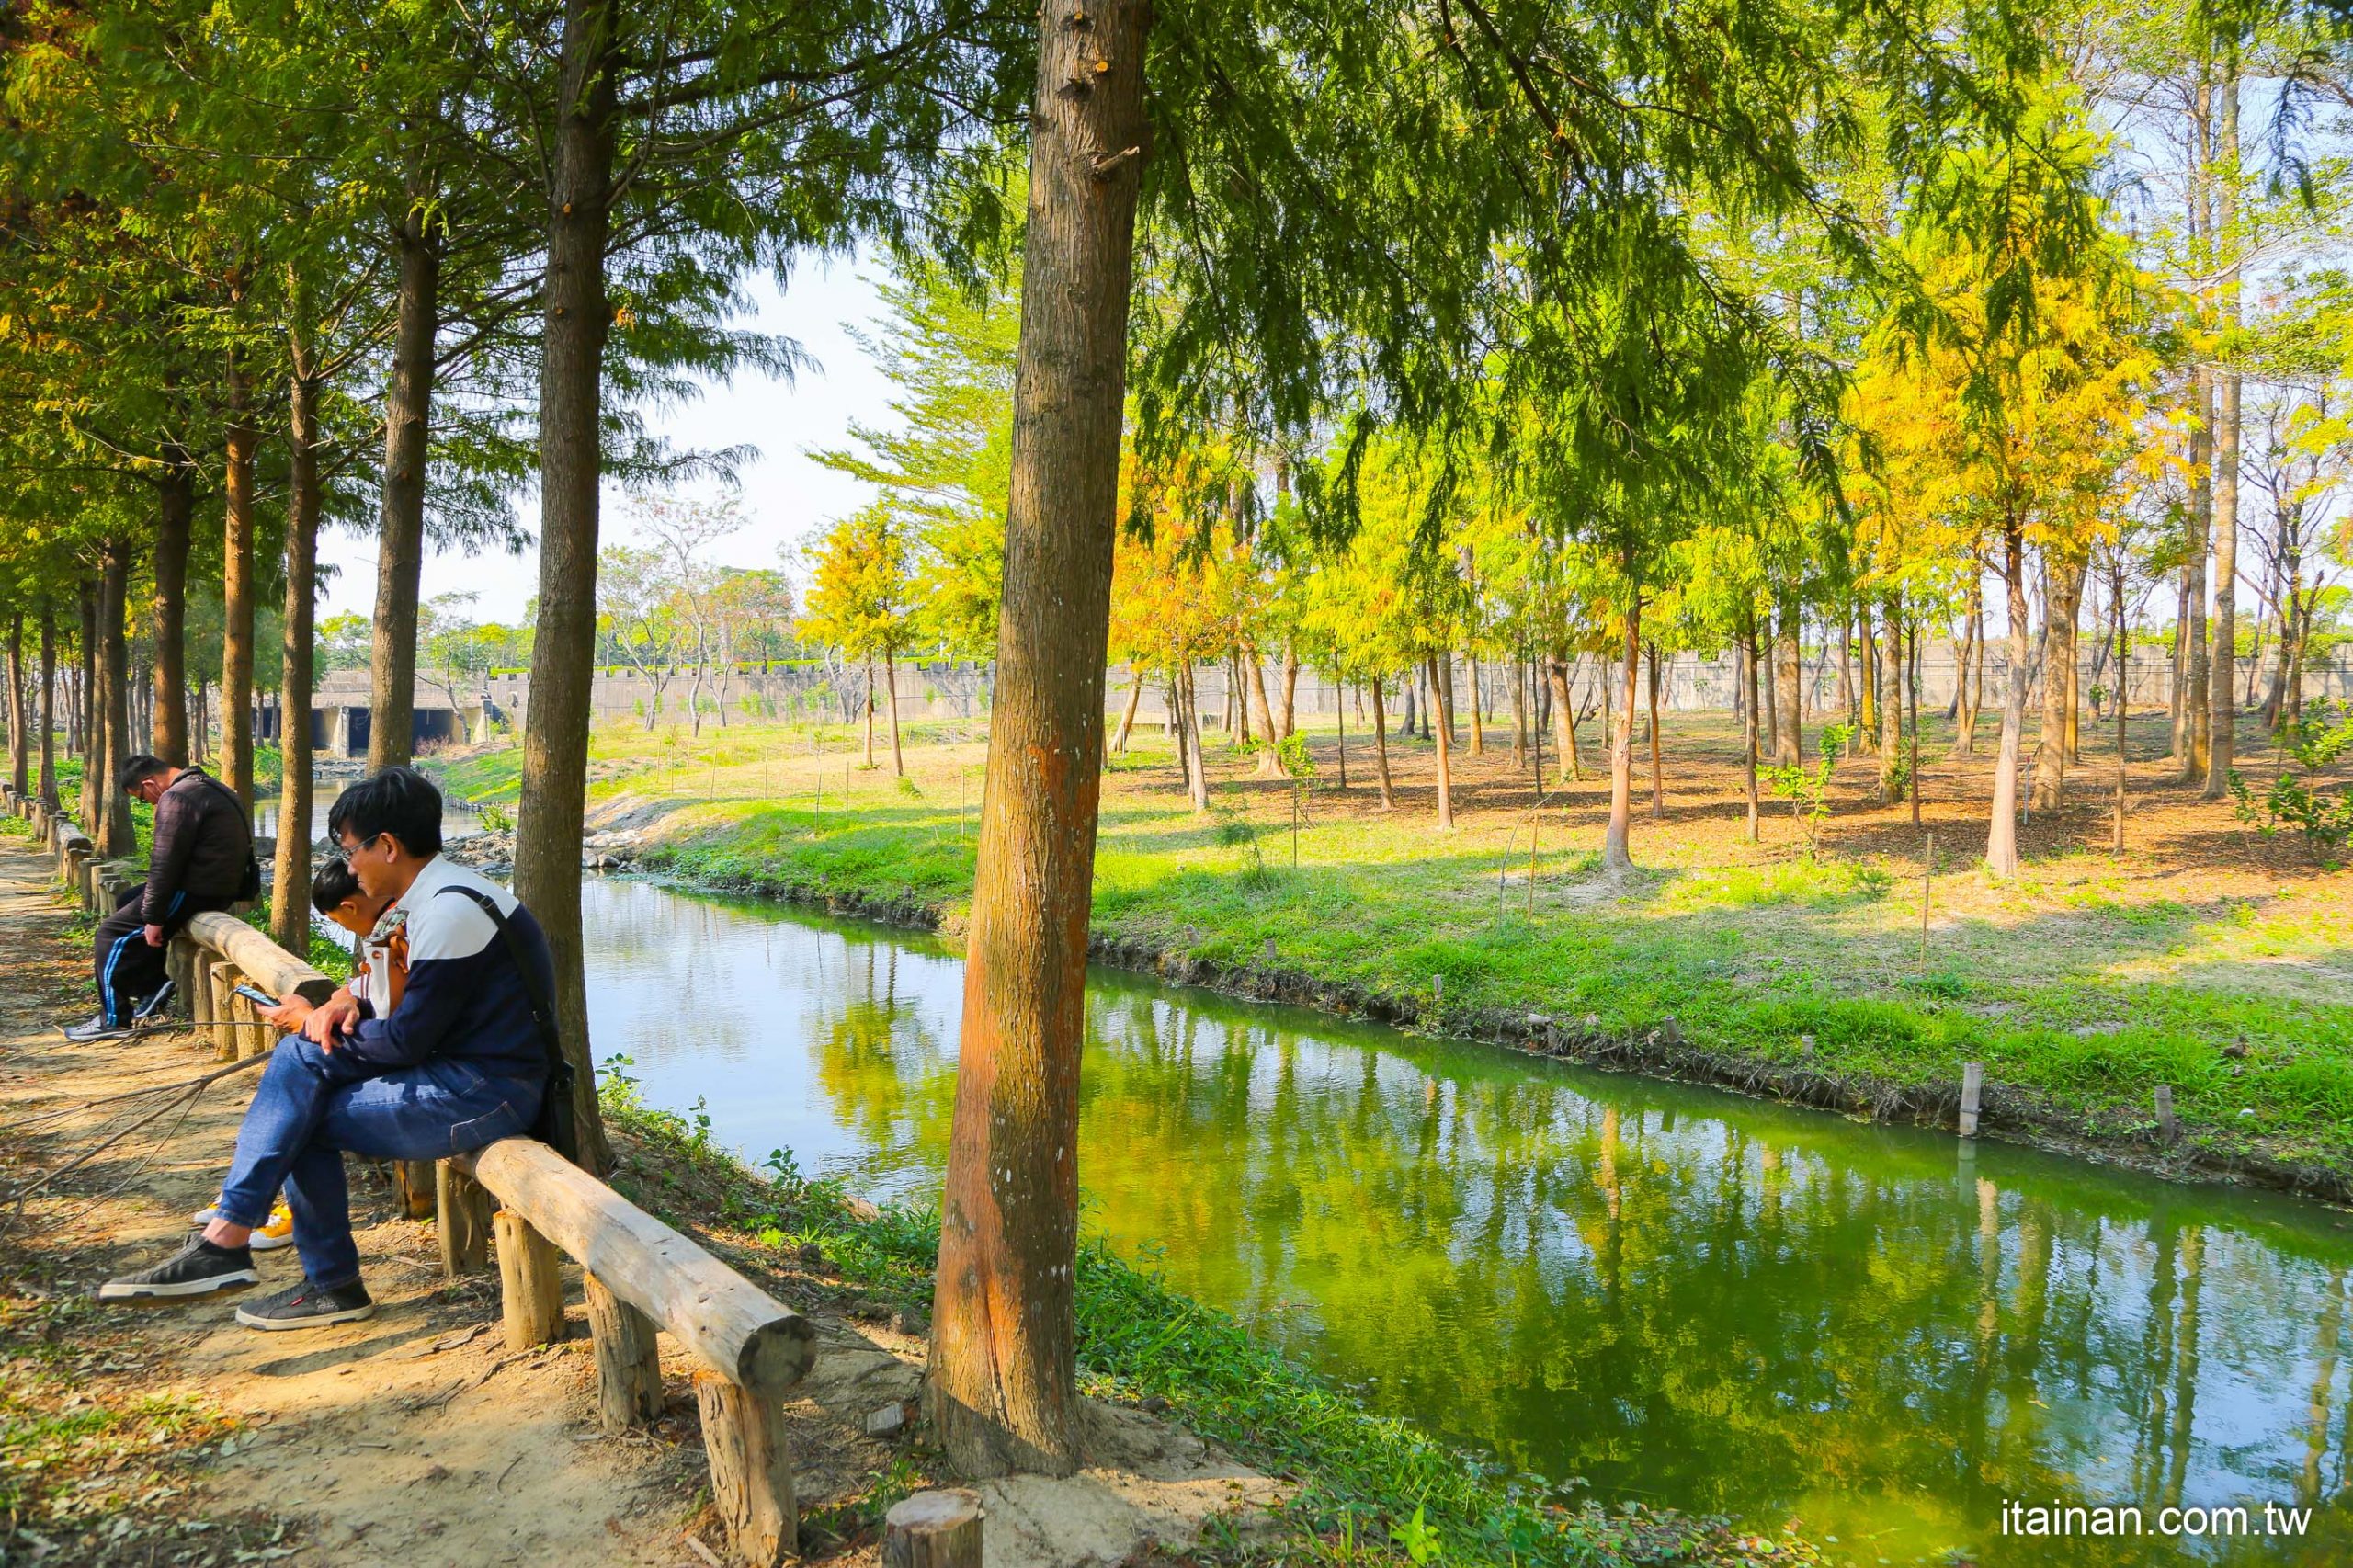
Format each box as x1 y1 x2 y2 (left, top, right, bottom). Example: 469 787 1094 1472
454 1137 819 1563
41 830 816 1563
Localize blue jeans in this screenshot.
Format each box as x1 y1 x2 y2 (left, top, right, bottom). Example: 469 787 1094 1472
217 1036 541 1289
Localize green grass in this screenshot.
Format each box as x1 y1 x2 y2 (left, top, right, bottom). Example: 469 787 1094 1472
596 1077 1825 1568
429 717 2353 1176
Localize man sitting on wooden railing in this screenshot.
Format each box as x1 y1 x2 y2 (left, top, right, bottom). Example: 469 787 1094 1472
98 767 560 1331
63 754 256 1042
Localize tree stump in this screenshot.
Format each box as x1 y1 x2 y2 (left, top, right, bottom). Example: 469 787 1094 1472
694 1371 795 1566
882 1490 983 1568
585 1270 663 1431
436 1163 493 1277
494 1208 565 1349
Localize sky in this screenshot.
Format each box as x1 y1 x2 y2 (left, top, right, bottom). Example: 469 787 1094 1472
313 260 896 626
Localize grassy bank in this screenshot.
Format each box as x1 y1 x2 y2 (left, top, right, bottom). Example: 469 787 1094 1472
433 710 2353 1185
596 1072 1825 1568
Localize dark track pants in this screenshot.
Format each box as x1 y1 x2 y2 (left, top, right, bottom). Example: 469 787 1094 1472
91 885 227 1026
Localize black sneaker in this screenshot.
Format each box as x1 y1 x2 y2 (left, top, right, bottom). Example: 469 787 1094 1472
63 1013 133 1043
97 1237 258 1302
234 1278 375 1333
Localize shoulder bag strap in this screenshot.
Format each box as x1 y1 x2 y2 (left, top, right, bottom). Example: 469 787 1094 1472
432 883 563 1061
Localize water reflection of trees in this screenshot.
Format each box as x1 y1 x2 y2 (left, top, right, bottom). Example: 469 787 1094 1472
1063 981 2353 1566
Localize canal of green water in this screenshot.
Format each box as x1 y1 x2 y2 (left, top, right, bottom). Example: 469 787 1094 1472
577 875 2353 1565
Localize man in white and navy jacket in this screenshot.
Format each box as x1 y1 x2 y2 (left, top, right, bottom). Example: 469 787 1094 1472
97 767 558 1330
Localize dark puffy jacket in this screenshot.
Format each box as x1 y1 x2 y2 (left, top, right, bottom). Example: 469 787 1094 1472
142 767 254 923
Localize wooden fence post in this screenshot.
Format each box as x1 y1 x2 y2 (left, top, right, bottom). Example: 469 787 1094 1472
436 1163 494 1277
395 1159 438 1221
206 961 239 1060
585 1271 664 1431
694 1371 795 1566
1959 1062 1985 1139
494 1208 565 1349
2154 1085 2179 1142
882 1491 983 1568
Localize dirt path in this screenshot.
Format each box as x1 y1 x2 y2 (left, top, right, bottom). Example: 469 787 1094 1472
0 830 1280 1567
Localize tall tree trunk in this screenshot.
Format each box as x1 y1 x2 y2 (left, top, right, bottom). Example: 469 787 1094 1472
1742 615 1760 843
2113 561 2129 856
5 615 24 796
76 582 97 819
1180 664 1210 812
1437 651 1458 746
1279 640 1299 736
1111 671 1142 754
1988 521 2030 878
1427 654 1454 829
274 333 323 956
1965 581 1987 750
222 353 259 812
1878 596 1904 803
1467 657 1484 756
1907 616 1923 826
927 0 1149 1478
37 610 57 808
368 216 442 772
1837 603 1856 734
98 540 136 858
2205 62 2242 797
1247 647 1279 776
1764 612 1784 758
1370 677 1394 809
1548 656 1579 780
863 656 877 767
513 0 620 1178
1509 656 1527 770
885 647 904 777
1644 642 1662 821
2031 555 2085 814
151 451 194 764
2183 367 2212 781
1774 600 1802 768
1603 584 1641 873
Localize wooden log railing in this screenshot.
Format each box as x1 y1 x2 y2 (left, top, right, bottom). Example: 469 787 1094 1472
4 783 816 1565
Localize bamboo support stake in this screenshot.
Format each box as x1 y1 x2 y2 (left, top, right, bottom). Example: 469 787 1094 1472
1959 1062 1985 1139
494 1208 565 1349
695 1371 796 1566
436 1163 493 1277
585 1271 664 1431
882 1490 983 1568
1919 832 1934 970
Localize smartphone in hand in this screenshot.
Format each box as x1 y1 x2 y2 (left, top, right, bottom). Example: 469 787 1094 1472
232 983 281 1009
